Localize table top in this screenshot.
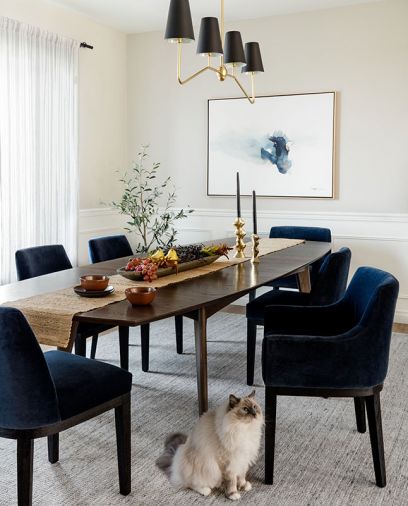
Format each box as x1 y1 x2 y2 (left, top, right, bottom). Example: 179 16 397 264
0 240 330 327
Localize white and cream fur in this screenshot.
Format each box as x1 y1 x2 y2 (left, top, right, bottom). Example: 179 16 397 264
156 391 263 500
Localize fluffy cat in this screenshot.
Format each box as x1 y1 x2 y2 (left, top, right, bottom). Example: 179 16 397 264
156 390 263 500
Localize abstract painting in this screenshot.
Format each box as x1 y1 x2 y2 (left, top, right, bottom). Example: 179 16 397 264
207 92 335 198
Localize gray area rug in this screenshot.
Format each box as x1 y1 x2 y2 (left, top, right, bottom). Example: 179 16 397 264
1 313 407 505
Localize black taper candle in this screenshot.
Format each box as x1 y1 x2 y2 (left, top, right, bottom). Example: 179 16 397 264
252 190 257 234
236 172 241 218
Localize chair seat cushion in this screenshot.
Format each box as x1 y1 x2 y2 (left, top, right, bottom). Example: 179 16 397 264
45 351 132 420
247 290 311 321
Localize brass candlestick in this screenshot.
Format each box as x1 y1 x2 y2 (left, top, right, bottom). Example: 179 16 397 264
233 217 246 258
251 234 260 263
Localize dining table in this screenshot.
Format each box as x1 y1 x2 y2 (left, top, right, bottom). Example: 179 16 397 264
0 238 331 415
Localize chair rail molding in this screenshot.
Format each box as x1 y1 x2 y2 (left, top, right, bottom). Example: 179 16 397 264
79 207 408 323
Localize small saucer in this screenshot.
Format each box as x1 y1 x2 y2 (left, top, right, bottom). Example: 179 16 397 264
74 285 115 298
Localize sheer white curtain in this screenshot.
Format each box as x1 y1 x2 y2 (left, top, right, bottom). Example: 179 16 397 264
0 17 79 284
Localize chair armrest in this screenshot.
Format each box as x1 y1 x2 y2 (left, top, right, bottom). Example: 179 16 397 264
263 301 355 337
261 325 384 389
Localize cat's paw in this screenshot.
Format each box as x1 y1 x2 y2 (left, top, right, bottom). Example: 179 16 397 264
243 481 252 491
196 487 212 497
227 492 241 501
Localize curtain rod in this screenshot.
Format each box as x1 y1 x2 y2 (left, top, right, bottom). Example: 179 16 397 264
80 42 93 50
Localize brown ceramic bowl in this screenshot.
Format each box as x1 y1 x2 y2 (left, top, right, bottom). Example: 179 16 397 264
80 275 110 291
125 287 156 305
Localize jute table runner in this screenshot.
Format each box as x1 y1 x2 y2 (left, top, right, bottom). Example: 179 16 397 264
4 238 303 349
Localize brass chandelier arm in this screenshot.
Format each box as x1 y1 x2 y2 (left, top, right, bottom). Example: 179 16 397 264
226 72 255 104
177 39 256 104
177 41 220 85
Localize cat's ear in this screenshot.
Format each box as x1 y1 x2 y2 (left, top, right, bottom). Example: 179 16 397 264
229 394 240 409
248 390 256 398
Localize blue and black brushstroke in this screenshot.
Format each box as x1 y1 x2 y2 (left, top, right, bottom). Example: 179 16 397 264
260 134 292 174
211 129 293 174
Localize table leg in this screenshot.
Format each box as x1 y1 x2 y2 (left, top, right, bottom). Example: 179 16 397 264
297 266 311 293
194 307 208 416
119 326 129 370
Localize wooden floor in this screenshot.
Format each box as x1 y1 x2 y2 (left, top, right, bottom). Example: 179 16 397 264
225 305 408 335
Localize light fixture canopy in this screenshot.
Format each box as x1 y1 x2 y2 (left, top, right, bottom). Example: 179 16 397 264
197 17 223 56
165 0 264 103
242 42 264 74
224 31 246 67
164 0 195 43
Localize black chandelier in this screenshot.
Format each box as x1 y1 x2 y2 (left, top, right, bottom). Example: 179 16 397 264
165 0 264 103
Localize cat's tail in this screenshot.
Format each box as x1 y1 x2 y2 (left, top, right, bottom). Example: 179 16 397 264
156 432 187 477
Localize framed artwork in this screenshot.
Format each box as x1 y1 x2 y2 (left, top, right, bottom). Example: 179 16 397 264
207 91 336 198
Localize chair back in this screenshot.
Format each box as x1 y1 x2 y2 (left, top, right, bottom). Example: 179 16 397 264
345 267 399 385
269 226 332 286
269 226 332 243
310 247 351 305
15 245 72 281
88 235 133 264
345 267 399 327
0 308 60 429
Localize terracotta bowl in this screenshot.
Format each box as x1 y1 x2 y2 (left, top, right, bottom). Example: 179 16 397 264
125 287 156 306
80 275 110 291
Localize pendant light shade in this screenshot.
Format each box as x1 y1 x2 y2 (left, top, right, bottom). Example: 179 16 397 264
165 0 195 43
197 17 223 56
242 42 264 74
224 31 246 67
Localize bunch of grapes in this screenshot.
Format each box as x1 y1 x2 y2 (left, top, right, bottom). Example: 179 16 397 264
125 258 159 282
173 244 204 263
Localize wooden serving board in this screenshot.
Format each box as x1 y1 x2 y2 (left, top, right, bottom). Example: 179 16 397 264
117 255 220 281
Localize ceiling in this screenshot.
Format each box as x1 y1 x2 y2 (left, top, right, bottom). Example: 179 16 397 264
48 0 383 34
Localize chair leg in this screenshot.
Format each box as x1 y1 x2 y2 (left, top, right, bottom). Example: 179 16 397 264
248 289 257 302
119 326 129 370
141 324 150 372
47 434 59 464
354 397 367 433
265 387 277 485
17 438 34 506
90 334 99 359
366 393 386 487
74 335 86 357
247 320 257 386
175 315 183 354
115 395 131 496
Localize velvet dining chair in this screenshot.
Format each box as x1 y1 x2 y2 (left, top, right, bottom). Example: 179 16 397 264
246 247 351 385
0 307 132 506
88 234 184 370
261 267 399 488
15 245 108 362
267 226 332 290
15 245 72 280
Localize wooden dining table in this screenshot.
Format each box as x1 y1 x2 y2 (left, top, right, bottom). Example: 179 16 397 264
0 239 331 415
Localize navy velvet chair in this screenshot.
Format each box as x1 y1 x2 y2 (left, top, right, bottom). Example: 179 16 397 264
262 267 399 488
267 226 332 290
0 307 132 505
246 247 351 385
89 234 133 264
86 235 134 360
88 234 184 370
15 245 107 363
15 245 72 280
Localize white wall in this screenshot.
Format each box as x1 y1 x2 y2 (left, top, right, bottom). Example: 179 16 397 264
127 0 408 214
0 0 127 209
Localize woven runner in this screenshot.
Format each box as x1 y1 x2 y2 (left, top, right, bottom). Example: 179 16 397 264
4 238 303 349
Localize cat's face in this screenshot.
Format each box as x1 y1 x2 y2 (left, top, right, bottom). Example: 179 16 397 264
228 390 262 423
